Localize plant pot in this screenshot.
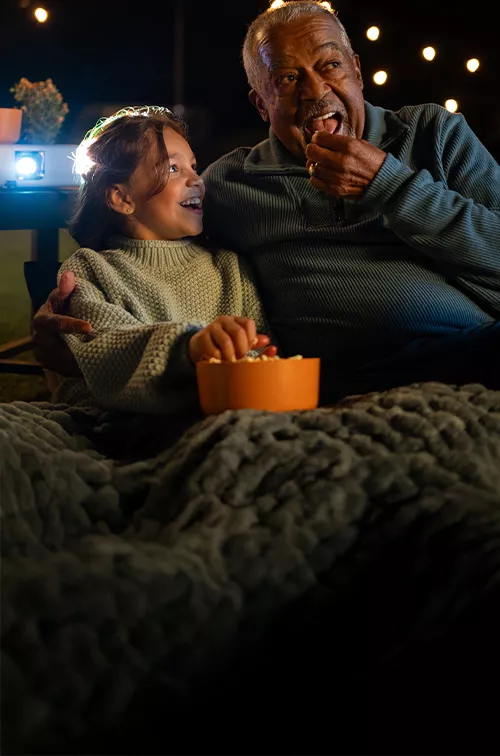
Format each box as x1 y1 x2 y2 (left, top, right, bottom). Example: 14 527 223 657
0 108 22 144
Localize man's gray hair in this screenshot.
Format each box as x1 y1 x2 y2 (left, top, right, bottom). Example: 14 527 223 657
242 1 354 90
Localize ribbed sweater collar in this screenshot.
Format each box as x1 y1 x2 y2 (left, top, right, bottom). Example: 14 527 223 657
108 235 204 268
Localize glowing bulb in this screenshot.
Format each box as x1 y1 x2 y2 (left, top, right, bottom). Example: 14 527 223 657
366 26 380 41
373 70 388 86
320 1 333 9
34 6 48 22
269 0 285 9
16 156 38 177
466 58 480 72
445 99 458 113
422 46 436 61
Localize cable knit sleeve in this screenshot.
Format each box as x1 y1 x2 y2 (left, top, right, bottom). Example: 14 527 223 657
56 250 203 414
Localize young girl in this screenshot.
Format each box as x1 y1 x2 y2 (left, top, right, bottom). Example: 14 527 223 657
55 106 274 414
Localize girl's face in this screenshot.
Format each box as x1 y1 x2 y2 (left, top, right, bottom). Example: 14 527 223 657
125 127 205 241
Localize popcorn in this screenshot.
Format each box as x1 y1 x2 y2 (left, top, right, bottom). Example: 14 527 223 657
204 355 303 364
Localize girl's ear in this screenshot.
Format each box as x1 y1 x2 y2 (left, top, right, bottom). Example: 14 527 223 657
106 184 135 215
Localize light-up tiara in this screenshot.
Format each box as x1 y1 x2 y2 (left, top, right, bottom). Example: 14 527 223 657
72 105 174 180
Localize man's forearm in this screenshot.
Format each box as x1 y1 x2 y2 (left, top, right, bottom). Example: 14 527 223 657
358 152 500 282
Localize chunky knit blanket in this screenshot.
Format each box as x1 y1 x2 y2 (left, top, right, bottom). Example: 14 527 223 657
2 382 500 755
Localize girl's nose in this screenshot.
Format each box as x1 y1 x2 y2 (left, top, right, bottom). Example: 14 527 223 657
187 171 204 191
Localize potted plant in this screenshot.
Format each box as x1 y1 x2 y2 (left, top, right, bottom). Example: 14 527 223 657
9 77 68 144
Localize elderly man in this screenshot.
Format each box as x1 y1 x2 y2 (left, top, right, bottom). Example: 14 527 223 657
34 0 500 401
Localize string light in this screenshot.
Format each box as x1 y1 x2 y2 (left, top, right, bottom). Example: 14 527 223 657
366 26 380 41
319 1 333 9
445 99 458 113
466 58 480 72
34 6 48 22
373 70 388 85
422 46 436 61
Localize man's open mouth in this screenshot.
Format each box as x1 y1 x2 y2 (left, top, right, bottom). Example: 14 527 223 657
303 112 343 138
179 196 203 214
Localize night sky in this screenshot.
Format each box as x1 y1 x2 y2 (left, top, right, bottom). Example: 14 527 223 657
1 0 498 168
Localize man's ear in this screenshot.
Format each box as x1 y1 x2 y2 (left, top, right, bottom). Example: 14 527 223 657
249 89 270 123
106 185 135 216
353 54 364 90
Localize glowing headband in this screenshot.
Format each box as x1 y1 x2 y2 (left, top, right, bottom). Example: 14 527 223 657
72 105 174 180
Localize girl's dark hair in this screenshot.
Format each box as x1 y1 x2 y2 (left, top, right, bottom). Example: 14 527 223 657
69 106 187 250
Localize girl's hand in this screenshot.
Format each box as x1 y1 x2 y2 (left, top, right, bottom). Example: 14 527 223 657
189 316 276 362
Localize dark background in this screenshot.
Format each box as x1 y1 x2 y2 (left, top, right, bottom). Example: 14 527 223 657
1 0 499 167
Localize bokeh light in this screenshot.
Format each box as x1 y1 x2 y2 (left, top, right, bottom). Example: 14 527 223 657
269 0 285 9
445 99 458 113
373 70 388 85
422 46 436 61
466 58 480 72
34 7 48 22
366 26 380 41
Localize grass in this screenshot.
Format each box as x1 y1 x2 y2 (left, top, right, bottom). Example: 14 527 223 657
0 229 78 402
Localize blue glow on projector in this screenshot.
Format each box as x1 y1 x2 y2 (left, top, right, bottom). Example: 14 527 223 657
15 150 45 180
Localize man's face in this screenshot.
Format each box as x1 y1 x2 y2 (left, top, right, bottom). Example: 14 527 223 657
249 15 365 161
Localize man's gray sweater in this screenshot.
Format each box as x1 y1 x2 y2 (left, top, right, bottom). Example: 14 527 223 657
202 101 500 391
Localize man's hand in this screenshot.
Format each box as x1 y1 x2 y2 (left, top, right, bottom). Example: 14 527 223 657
305 132 387 199
32 271 91 376
189 316 277 363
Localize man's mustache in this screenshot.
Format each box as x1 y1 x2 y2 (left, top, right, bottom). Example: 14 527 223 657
302 99 348 124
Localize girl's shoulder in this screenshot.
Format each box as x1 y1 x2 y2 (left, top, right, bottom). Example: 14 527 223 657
59 246 99 275
58 245 124 281
210 247 256 286
211 246 239 262
210 246 244 273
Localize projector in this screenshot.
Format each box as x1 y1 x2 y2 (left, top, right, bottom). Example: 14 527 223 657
0 144 79 188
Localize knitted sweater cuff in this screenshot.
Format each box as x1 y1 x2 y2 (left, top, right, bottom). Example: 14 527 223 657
172 328 201 379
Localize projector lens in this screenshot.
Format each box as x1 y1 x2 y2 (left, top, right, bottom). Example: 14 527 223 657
15 151 45 180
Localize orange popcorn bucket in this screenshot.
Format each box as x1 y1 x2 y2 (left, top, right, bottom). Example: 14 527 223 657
196 357 320 414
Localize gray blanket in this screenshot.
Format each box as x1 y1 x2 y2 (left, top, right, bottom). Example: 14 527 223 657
2 382 500 754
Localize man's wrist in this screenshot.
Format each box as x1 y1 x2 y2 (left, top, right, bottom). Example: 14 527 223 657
357 153 414 211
